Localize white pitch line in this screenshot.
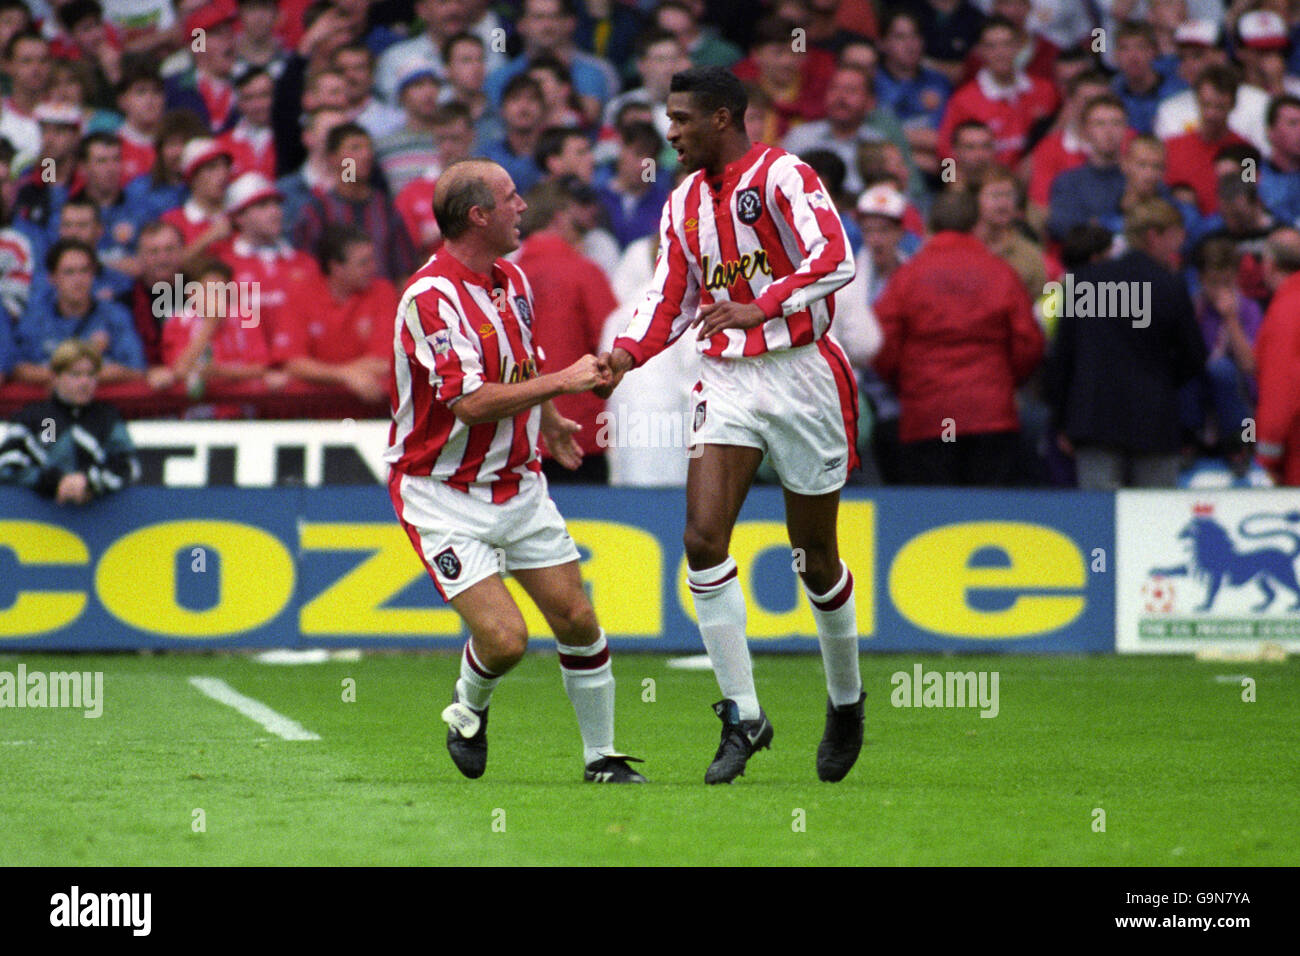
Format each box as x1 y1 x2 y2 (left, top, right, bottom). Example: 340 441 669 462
188 677 321 741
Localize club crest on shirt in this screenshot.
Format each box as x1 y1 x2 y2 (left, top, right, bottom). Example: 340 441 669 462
736 188 763 225
434 547 461 580
431 329 451 355
514 295 532 327
693 400 707 432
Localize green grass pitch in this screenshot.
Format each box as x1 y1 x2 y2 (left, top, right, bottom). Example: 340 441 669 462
1 651 1296 866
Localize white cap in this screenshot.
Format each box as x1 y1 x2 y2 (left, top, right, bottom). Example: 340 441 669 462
1174 20 1219 47
34 102 84 129
225 171 282 215
180 138 233 179
856 183 905 221
1239 10 1288 50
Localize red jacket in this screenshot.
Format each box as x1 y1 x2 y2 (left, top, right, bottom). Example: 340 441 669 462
1254 271 1300 485
514 231 618 457
872 232 1045 443
938 70 1059 167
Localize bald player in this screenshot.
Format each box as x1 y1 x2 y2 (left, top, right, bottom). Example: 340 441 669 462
385 159 648 783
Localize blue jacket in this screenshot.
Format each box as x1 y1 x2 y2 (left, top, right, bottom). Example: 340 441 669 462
15 285 144 370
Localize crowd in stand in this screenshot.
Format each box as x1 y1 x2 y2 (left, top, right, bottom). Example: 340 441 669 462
0 0 1297 494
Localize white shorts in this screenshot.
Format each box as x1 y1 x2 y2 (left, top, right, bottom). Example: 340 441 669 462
389 470 580 601
690 339 859 496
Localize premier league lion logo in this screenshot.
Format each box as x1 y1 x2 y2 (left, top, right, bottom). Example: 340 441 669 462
1148 504 1300 612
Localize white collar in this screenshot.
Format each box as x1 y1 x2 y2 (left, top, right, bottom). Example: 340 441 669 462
183 198 213 222
976 68 1033 102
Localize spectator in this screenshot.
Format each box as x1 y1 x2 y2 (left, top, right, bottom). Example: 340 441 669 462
1112 20 1184 137
12 238 144 387
216 67 278 180
783 65 913 197
959 0 1058 86
943 118 996 191
937 16 1059 169
1027 71 1117 232
374 64 443 194
1254 226 1300 484
481 74 547 196
158 255 279 400
394 101 476 257
1155 22 1270 153
72 132 145 278
275 223 395 404
119 218 184 373
275 106 350 240
220 171 323 346
164 0 240 135
374 0 474 104
483 0 620 119
12 103 84 236
292 122 417 283
50 1 120 108
856 140 927 236
48 58 119 136
0 137 41 321
976 165 1054 299
115 61 166 184
439 32 501 148
515 177 617 483
161 137 234 260
911 0 987 87
1182 237 1263 471
0 338 139 504
1190 175 1276 305
535 125 596 183
233 0 289 80
596 120 669 249
527 54 592 129
600 28 690 151
50 196 133 299
103 0 178 60
1259 94 1300 227
872 190 1045 486
1163 66 1250 215
270 5 358 178
875 9 951 177
335 42 404 140
1044 199 1208 489
0 30 51 160
773 0 871 57
1107 134 1199 238
733 15 835 139
573 0 647 80
122 109 206 225
1236 10 1300 99
653 0 741 69
1046 94 1130 242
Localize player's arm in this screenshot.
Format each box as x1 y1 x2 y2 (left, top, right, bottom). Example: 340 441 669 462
451 357 608 426
600 199 700 394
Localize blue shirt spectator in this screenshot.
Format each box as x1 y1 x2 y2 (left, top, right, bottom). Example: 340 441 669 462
1259 161 1300 227
1047 164 1126 243
1113 70 1185 136
124 173 187 225
876 65 952 130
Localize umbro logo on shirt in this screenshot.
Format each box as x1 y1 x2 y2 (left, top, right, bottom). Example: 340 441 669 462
478 323 496 338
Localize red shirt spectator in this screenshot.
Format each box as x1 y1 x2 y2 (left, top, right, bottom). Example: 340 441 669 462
1254 265 1300 485
938 68 1059 167
395 174 442 258
515 228 617 458
1165 128 1249 215
872 229 1045 444
732 16 835 139
274 270 397 365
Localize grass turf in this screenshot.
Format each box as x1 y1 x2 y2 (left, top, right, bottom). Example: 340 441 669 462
0 652 1295 866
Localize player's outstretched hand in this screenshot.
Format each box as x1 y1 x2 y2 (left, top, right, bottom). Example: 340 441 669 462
541 414 584 470
592 348 631 399
558 354 613 394
693 301 767 340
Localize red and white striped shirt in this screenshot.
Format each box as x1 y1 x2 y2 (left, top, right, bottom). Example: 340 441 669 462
613 143 854 366
385 249 543 503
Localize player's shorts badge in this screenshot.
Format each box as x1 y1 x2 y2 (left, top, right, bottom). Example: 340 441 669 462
736 188 763 225
693 400 707 432
434 547 462 580
514 296 532 326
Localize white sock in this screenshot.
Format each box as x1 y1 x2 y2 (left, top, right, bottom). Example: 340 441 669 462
557 630 616 766
688 557 760 720
455 641 500 712
805 561 862 707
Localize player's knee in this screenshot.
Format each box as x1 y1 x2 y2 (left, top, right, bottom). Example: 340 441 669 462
479 620 528 668
797 546 841 593
683 525 728 569
551 597 599 644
